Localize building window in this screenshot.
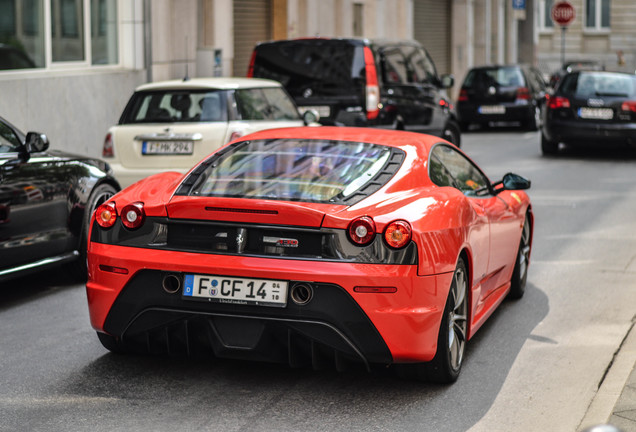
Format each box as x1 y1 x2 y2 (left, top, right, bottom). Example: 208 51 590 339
353 3 363 37
585 0 610 30
539 0 555 31
0 0 118 71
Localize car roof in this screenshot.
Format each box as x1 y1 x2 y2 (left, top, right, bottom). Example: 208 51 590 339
135 77 283 92
255 37 424 48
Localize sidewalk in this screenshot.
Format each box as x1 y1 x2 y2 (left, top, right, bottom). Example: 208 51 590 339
580 322 636 431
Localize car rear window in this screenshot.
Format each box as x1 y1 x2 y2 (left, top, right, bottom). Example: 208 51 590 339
251 40 366 99
463 66 526 88
559 72 636 98
178 138 404 204
120 89 229 124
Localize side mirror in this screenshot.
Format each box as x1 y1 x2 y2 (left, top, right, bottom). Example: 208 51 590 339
502 172 531 190
25 132 49 153
302 109 320 126
440 74 454 89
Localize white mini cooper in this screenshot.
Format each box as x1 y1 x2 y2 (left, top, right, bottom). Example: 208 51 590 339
103 78 306 188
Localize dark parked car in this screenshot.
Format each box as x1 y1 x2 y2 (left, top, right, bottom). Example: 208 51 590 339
457 65 548 131
0 116 120 282
248 38 461 147
541 71 636 155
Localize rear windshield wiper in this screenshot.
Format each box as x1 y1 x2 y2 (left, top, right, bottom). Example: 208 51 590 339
595 91 629 97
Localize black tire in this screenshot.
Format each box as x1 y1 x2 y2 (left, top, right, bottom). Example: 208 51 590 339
68 183 118 280
97 331 125 354
442 121 462 148
459 121 470 132
541 133 559 155
508 213 531 300
399 258 468 383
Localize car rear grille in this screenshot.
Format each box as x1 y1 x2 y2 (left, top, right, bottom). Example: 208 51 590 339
167 223 326 258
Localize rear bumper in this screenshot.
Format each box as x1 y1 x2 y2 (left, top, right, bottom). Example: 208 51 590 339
86 243 453 365
543 119 636 145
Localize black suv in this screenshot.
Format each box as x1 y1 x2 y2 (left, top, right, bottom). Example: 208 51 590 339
248 38 461 147
457 64 548 131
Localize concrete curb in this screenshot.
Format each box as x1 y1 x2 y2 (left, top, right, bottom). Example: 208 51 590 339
579 320 636 430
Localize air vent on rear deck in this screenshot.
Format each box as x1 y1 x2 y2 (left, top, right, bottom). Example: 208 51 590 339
205 207 278 215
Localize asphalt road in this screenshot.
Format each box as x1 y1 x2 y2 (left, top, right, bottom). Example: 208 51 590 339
2 128 636 432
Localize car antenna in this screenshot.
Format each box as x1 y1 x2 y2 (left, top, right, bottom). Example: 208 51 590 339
183 36 190 81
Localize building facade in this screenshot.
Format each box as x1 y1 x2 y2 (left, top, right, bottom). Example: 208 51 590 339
536 0 636 76
0 0 541 158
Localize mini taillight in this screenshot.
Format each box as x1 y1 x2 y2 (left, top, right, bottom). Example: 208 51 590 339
621 101 636 112
227 131 243 143
384 220 412 249
348 216 376 246
102 132 114 158
516 87 531 101
121 202 145 230
246 51 256 77
458 89 469 102
363 46 380 120
95 202 117 228
548 96 571 109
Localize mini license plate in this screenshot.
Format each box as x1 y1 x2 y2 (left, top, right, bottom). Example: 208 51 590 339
478 105 506 115
183 274 288 307
578 107 614 120
142 141 194 155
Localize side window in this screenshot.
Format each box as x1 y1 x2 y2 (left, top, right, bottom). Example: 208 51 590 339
531 68 547 92
235 89 269 120
260 88 301 120
429 154 456 188
381 47 408 84
404 46 438 84
430 145 490 196
0 121 22 153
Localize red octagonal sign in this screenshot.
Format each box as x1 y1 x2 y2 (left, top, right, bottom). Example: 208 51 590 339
552 1 575 26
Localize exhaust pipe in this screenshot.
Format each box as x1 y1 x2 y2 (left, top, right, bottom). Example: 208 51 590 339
290 282 313 305
162 273 182 294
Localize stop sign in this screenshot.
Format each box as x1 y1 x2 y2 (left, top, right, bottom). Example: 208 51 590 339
552 1 575 26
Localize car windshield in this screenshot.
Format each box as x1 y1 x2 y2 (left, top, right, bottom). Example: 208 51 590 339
120 89 230 123
463 66 525 88
183 138 398 204
559 72 636 98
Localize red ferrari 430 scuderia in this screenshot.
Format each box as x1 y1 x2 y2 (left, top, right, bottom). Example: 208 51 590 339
86 126 532 383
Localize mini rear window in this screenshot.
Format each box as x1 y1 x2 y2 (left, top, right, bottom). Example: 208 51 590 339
120 90 229 124
178 138 404 204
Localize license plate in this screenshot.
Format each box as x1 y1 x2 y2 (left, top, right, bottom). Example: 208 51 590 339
142 141 194 155
298 105 330 118
183 274 288 307
479 105 506 115
578 107 613 120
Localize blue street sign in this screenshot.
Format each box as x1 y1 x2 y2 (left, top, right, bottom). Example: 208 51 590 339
513 0 526 9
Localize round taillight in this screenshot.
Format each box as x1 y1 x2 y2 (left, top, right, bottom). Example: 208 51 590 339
384 220 412 249
121 202 145 230
348 216 376 246
95 202 117 228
